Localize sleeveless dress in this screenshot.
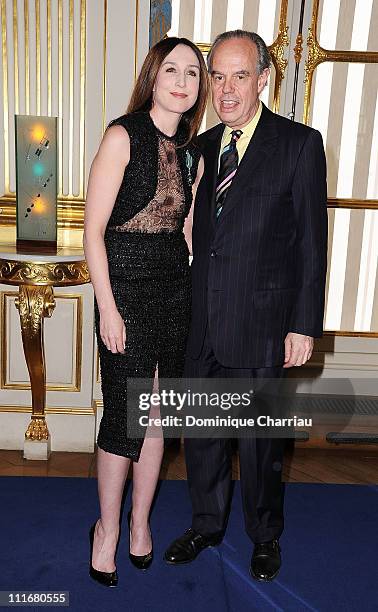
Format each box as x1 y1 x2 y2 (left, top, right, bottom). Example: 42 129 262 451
94 111 201 461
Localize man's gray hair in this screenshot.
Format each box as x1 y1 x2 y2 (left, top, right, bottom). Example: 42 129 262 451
207 30 271 75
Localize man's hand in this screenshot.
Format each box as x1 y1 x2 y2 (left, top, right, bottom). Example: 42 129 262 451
283 332 314 368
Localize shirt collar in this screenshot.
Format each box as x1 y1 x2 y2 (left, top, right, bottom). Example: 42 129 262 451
223 100 263 141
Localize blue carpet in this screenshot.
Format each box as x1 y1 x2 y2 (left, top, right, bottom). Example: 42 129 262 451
0 477 377 611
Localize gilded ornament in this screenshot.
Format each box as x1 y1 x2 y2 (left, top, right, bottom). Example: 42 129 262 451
294 33 303 64
269 26 289 80
0 258 90 286
15 285 55 336
304 28 327 83
25 417 49 441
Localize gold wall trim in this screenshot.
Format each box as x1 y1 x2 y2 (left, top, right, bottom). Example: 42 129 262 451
1 292 84 391
2 198 377 229
0 403 95 415
303 0 378 124
36 0 40 114
58 0 63 193
12 0 18 114
294 33 303 64
0 290 16 391
195 0 289 115
69 0 74 195
2 200 377 230
79 0 87 198
195 42 210 54
1 0 10 194
324 331 378 339
47 0 51 115
1 0 87 200
327 198 378 210
24 0 29 113
268 0 289 114
79 0 86 200
0 199 85 229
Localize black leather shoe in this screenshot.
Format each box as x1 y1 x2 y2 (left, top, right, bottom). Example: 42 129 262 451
250 539 281 582
128 510 153 570
164 528 223 564
89 523 118 587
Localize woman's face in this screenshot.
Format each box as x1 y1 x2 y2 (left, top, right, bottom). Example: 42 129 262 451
153 44 201 115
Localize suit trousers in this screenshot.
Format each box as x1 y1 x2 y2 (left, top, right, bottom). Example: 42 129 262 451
184 325 287 544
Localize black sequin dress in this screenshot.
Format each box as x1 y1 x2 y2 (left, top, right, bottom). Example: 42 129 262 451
94 111 200 461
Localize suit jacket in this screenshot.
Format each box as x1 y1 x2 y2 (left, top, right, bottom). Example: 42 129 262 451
186 103 328 368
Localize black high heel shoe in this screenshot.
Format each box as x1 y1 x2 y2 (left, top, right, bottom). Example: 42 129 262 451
89 522 118 587
127 510 153 570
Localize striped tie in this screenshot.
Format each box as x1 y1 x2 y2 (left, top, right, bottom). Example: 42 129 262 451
215 129 243 219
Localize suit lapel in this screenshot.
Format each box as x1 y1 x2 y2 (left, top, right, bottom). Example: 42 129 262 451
216 104 278 226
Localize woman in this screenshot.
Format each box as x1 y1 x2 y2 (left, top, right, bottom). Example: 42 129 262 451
83 37 208 587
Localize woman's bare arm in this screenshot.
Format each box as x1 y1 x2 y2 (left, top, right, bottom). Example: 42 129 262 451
83 125 130 353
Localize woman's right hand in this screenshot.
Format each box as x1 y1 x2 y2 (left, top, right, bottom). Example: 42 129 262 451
99 308 126 353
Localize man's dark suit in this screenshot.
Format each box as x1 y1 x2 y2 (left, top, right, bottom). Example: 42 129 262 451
184 103 328 543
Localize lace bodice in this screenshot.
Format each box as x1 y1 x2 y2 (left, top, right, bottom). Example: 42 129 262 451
113 134 185 233
103 112 201 237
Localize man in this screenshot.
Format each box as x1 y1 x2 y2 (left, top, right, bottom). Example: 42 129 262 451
164 30 327 581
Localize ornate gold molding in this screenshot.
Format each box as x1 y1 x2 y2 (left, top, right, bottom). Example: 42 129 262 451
80 0 86 197
302 0 378 213
0 260 89 440
268 0 289 114
195 43 210 55
1 292 83 392
270 27 289 78
13 284 56 440
15 285 55 336
25 416 49 441
303 0 378 124
1 0 10 195
294 33 303 64
58 0 63 191
0 258 90 286
13 0 19 114
47 0 51 114
196 0 289 116
24 0 29 113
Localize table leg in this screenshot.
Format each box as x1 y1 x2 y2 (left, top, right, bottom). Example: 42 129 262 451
14 285 56 442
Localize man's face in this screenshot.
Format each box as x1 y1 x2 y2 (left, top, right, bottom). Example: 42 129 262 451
210 38 269 128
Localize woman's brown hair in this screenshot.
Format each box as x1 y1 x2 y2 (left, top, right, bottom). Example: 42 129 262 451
127 37 208 145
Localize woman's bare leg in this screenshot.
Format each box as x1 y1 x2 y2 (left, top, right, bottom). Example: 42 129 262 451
91 449 131 572
130 370 164 555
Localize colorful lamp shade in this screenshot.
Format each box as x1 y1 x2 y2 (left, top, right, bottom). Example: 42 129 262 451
15 115 58 247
